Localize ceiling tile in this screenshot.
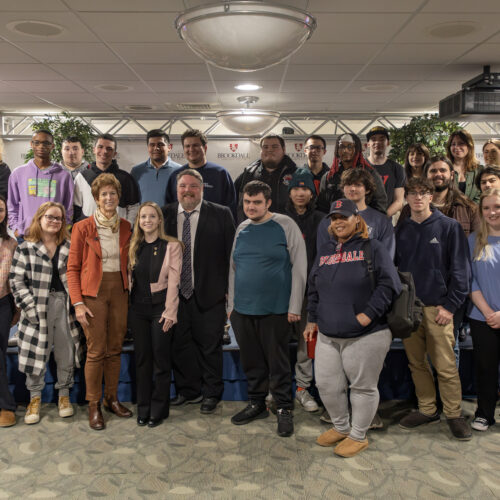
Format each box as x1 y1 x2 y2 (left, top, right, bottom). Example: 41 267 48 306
307 0 418 13
423 0 500 12
290 43 384 65
66 0 184 12
110 43 200 64
77 13 179 43
0 64 64 80
6 81 85 92
0 42 38 63
78 81 152 93
280 81 346 92
455 44 500 65
35 93 104 104
1 1 66 11
49 63 138 81
313 14 409 43
373 43 474 65
131 64 209 80
16 42 120 64
286 65 362 80
210 64 287 81
148 81 214 92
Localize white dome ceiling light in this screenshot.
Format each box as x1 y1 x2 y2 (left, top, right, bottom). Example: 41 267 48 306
175 1 317 72
216 96 280 135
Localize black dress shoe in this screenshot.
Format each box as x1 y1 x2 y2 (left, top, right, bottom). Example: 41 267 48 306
137 416 148 426
170 394 203 406
147 417 163 428
200 397 219 414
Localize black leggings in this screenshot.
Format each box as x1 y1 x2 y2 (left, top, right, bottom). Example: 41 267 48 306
470 318 500 424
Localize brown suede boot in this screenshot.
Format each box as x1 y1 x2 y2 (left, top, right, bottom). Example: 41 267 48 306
89 401 105 430
316 428 349 447
334 437 369 457
0 409 16 427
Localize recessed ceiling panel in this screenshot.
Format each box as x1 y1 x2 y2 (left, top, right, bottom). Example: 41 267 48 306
49 63 138 81
0 64 64 80
286 65 362 81
17 42 119 64
110 43 200 64
290 43 384 65
0 42 38 63
373 43 474 65
131 64 210 81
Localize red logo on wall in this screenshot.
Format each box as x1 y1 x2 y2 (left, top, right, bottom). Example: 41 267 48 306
229 144 238 152
295 143 303 152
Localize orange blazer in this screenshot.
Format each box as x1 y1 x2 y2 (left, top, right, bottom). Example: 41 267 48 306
67 215 131 304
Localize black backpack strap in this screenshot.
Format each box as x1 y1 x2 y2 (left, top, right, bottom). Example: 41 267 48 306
362 239 376 292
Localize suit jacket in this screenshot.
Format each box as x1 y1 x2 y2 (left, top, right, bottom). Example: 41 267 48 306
163 200 235 310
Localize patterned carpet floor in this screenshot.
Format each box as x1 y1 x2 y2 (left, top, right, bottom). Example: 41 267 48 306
0 399 499 499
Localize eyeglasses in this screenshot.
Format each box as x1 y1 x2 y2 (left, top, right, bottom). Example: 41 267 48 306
32 141 53 147
44 214 63 223
304 145 324 151
407 191 431 198
338 144 355 151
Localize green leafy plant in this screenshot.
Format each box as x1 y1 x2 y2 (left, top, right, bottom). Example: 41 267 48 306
388 114 461 164
25 112 95 163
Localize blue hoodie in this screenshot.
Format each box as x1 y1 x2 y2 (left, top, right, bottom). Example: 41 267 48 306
395 209 470 313
308 234 401 339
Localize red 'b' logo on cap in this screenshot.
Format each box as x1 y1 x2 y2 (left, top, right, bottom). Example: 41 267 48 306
335 200 342 208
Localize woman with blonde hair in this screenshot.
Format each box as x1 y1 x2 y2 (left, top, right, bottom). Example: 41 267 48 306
9 201 82 425
446 130 481 203
68 173 132 430
304 198 401 457
128 202 183 427
482 139 500 167
468 188 500 431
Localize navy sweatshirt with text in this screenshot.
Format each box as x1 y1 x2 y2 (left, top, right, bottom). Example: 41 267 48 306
395 209 470 313
307 234 401 339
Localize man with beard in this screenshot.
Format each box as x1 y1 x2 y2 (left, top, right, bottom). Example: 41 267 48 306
397 156 479 237
234 135 296 223
163 169 235 414
317 134 387 215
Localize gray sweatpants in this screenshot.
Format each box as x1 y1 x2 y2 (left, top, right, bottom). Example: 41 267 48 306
26 292 75 399
315 328 391 441
293 296 313 389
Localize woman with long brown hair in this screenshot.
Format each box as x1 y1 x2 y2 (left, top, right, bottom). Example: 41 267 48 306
468 188 500 432
304 198 401 457
446 130 481 203
128 202 182 427
404 143 430 180
9 201 82 425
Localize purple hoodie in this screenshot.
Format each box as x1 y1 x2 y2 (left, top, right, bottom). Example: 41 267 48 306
7 160 73 235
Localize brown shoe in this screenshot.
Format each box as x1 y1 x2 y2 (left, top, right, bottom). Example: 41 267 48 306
334 437 369 458
103 397 132 418
0 409 16 427
89 402 105 430
316 428 349 447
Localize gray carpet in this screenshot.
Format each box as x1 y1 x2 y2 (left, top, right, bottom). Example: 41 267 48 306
0 400 499 499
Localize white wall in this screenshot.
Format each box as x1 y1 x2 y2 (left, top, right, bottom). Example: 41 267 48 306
2 138 336 180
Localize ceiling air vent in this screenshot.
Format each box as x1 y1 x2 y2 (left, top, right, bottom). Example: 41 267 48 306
176 103 212 111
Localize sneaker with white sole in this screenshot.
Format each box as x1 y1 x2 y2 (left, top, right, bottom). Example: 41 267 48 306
295 388 319 412
320 409 332 424
58 396 74 418
24 397 41 425
471 417 489 432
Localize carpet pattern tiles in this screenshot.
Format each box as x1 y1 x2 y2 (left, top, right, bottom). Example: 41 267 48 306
0 400 499 499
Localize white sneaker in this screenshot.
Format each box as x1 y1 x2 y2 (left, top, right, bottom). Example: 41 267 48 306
58 396 74 418
25 397 41 425
471 417 489 431
295 389 319 412
319 409 332 424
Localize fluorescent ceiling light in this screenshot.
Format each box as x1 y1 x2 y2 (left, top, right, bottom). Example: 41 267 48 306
235 84 262 91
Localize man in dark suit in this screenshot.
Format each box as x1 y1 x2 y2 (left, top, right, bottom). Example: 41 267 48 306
163 168 235 414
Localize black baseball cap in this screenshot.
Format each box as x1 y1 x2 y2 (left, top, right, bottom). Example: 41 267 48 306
327 198 359 218
366 126 389 141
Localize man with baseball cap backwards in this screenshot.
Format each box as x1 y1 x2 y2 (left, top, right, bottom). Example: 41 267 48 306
304 198 401 457
317 133 388 215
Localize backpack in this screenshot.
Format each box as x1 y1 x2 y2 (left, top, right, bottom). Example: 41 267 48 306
362 240 424 339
